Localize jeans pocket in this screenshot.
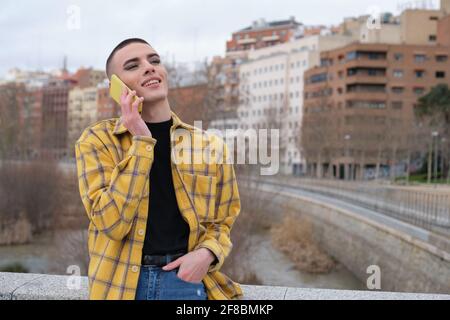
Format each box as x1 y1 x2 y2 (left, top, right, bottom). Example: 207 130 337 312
171 270 207 300
176 274 204 285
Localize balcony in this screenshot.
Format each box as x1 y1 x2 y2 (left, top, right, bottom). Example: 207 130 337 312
237 38 257 45
345 84 387 100
346 84 386 93
262 35 280 42
346 68 387 84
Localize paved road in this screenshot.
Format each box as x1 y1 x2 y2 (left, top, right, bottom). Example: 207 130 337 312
244 178 450 253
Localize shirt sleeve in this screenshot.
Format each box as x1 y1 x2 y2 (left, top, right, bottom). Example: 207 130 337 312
75 134 157 241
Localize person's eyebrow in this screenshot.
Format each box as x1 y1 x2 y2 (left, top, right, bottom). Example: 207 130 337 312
122 53 160 68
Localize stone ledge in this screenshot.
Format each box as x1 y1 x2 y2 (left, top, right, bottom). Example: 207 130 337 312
1 272 449 300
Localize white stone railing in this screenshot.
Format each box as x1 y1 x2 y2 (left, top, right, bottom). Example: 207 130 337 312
1 272 449 300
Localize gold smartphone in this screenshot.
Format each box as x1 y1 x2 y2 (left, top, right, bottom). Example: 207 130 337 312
109 74 143 113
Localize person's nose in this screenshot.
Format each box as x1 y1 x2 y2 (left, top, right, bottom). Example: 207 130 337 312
143 60 156 75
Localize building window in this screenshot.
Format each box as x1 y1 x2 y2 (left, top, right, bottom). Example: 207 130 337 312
391 101 403 109
436 55 448 62
393 53 403 61
429 35 437 42
413 87 425 95
346 100 386 109
415 70 425 78
346 51 357 61
415 54 426 62
391 87 405 94
393 70 404 78
308 73 327 83
436 71 446 78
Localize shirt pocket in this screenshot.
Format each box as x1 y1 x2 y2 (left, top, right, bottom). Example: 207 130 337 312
181 172 217 222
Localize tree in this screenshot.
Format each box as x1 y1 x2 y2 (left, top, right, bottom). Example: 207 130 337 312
415 84 450 181
0 83 22 160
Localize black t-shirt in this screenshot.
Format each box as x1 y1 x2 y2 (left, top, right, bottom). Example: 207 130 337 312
142 117 190 256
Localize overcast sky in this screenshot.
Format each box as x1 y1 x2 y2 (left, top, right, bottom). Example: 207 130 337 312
0 0 441 77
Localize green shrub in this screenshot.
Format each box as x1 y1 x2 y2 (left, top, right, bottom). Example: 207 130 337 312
0 262 29 273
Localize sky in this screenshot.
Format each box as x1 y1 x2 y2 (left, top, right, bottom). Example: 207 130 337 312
0 0 441 77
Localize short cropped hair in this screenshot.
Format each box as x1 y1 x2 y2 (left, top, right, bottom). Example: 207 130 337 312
105 38 151 79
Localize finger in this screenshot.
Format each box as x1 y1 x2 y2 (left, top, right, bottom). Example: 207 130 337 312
123 90 136 114
120 87 128 101
119 88 128 115
162 257 183 271
126 90 136 106
132 96 144 114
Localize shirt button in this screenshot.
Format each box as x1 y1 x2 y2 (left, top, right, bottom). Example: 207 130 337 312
131 266 139 273
146 145 153 152
138 229 145 236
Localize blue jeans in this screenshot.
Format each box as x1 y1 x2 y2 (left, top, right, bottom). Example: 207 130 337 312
135 265 208 300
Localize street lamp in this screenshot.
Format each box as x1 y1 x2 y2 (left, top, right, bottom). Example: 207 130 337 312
441 137 447 184
432 131 439 186
344 134 351 180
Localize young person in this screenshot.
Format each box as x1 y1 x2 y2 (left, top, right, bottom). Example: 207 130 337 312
75 38 243 300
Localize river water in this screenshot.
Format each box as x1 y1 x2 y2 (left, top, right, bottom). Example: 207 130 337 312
247 232 364 290
1 229 364 291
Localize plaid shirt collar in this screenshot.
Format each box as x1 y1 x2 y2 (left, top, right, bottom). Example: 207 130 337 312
112 110 191 135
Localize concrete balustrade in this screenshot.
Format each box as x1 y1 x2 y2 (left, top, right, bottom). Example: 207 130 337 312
1 272 449 300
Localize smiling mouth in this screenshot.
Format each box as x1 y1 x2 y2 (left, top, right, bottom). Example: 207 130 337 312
142 79 162 88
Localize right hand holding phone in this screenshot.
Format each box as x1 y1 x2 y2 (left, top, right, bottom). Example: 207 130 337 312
119 88 152 137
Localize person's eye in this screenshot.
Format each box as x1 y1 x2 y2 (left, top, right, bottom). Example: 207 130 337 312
126 65 137 70
151 59 161 65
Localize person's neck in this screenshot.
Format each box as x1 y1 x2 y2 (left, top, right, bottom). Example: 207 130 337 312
141 98 172 123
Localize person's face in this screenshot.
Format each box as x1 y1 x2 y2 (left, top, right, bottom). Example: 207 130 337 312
110 42 168 103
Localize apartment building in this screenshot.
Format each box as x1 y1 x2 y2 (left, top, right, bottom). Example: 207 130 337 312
40 79 73 160
67 86 99 158
209 17 304 132
97 80 119 120
72 67 107 89
207 55 244 130
238 35 354 175
15 85 44 159
303 35 450 179
334 0 450 45
226 16 303 53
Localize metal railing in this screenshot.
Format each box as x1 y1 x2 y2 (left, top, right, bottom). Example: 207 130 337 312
250 175 450 237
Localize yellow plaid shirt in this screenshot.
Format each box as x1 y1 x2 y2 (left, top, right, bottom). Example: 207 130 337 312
75 110 243 300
